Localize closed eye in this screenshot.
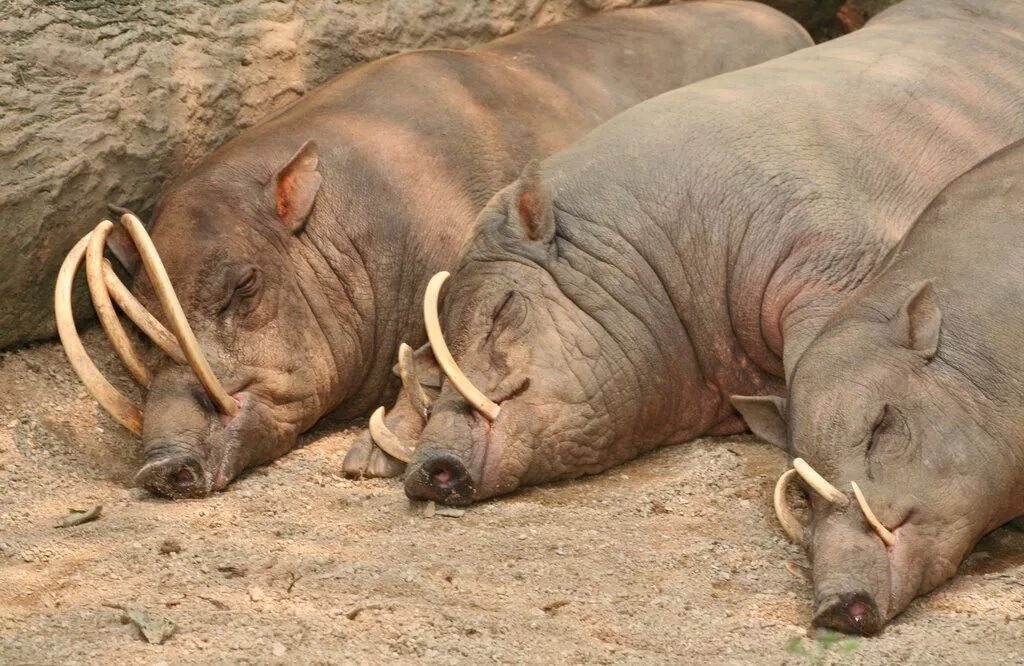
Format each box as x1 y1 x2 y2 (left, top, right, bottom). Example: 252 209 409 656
219 267 262 315
867 405 893 456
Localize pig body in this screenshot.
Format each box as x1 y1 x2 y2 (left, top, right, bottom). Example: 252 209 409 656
739 139 1024 634
121 1 812 496
405 0 1024 515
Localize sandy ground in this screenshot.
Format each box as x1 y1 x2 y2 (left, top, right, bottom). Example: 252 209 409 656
1 330 1022 665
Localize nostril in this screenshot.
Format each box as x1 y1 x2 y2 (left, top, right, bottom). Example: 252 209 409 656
813 592 882 636
174 466 195 488
136 452 209 499
404 452 475 506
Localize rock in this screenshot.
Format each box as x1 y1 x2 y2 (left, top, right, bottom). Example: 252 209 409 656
248 586 266 602
271 642 287 657
0 0 660 350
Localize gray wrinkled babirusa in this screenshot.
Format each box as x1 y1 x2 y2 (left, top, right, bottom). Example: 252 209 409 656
396 0 1024 633
114 1 811 498
736 139 1024 634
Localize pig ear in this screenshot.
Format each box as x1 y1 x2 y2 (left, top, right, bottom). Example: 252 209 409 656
391 342 442 389
509 161 555 244
892 280 942 358
269 140 322 234
104 204 147 273
731 395 789 451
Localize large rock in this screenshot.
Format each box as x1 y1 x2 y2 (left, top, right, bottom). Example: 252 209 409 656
0 0 892 349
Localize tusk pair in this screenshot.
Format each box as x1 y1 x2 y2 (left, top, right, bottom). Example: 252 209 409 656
367 342 433 462
55 213 238 435
367 270 500 462
773 458 896 547
423 271 500 420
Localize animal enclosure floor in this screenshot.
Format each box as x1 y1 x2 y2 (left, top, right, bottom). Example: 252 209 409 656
1 331 1022 665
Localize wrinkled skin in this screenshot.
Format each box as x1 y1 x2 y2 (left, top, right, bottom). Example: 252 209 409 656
403 0 1024 505
111 1 813 497
734 140 1024 634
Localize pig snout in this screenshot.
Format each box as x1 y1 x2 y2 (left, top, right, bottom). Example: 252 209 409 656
808 514 893 636
135 440 211 499
404 451 476 506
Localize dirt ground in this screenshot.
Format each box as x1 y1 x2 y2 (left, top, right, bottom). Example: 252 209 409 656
1 330 1022 665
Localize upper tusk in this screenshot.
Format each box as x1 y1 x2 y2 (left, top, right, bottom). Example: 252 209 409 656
773 468 806 544
119 213 238 417
55 233 144 435
398 342 432 420
851 481 897 547
102 260 185 365
368 406 415 463
422 271 500 421
793 457 850 508
86 221 152 388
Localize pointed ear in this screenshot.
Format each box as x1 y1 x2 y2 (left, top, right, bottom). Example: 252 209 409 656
391 342 442 388
509 161 555 244
731 395 789 451
269 140 322 234
891 280 942 358
105 204 146 273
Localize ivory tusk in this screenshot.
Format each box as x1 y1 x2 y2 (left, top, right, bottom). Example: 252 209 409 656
851 481 897 547
793 457 850 508
422 271 500 420
773 468 806 544
368 406 414 463
119 213 238 417
102 260 185 365
398 342 431 420
54 233 144 435
86 221 152 387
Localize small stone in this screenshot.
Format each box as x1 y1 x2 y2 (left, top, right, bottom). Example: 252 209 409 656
271 642 286 656
248 586 266 602
158 539 182 555
422 501 436 518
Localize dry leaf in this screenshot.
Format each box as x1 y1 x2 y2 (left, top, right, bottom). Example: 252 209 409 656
54 505 102 528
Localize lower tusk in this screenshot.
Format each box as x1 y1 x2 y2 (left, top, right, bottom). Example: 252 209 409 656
102 260 185 364
398 342 431 420
793 457 850 508
423 271 500 421
368 406 414 463
86 221 152 387
120 213 238 417
774 468 806 544
55 233 143 435
851 481 897 547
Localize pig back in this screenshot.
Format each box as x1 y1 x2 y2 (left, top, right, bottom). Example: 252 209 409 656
525 0 1024 397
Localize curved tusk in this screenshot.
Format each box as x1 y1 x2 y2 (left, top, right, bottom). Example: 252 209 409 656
773 468 806 544
793 457 850 508
102 260 185 365
55 233 144 435
368 406 414 463
86 221 152 387
851 481 896 547
422 271 500 420
119 213 238 417
398 342 431 420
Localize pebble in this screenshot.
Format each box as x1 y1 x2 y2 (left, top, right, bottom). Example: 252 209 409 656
249 586 266 602
271 642 287 656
